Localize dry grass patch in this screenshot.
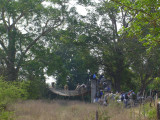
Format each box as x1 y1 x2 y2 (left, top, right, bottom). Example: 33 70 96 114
8 100 148 120
10 100 100 120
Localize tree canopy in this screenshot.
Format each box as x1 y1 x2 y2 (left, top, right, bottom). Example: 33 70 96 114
0 0 160 95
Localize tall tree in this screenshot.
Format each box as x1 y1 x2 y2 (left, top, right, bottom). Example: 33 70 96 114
124 33 160 94
111 0 160 48
93 0 134 91
0 0 68 81
110 0 160 92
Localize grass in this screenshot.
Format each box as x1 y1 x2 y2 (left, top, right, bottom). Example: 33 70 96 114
7 100 154 120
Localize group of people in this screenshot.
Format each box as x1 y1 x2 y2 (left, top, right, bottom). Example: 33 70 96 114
93 91 115 105
53 72 157 108
92 88 157 108
93 89 136 107
90 72 112 105
90 72 144 107
119 90 136 107
91 72 111 91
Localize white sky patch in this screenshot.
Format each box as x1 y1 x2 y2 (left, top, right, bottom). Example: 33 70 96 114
45 75 56 86
68 0 96 16
76 5 88 15
42 0 95 16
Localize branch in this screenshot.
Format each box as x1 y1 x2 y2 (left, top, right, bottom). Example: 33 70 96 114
25 20 63 55
9 12 24 30
3 56 9 66
16 18 64 71
146 77 155 86
111 0 152 17
42 19 50 32
1 8 8 30
0 39 7 53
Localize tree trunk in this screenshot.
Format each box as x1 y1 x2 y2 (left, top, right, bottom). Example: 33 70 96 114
5 29 17 81
139 80 147 95
115 78 121 92
6 64 18 81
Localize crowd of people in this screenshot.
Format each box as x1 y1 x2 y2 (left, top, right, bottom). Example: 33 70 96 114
60 72 158 107
90 72 154 107
90 72 112 105
93 89 138 107
93 89 158 108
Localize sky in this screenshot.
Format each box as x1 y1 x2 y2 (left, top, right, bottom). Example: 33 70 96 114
45 75 56 85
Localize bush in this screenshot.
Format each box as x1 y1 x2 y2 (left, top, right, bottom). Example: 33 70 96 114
147 77 160 91
0 110 14 120
26 79 48 99
147 107 156 120
142 103 157 120
0 77 28 119
0 78 28 107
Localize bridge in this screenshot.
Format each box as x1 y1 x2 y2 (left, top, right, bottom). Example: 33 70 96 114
49 87 89 96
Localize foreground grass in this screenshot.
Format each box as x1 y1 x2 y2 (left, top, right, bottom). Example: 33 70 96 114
8 100 150 120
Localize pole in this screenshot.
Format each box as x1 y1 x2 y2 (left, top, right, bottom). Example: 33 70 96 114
96 110 98 120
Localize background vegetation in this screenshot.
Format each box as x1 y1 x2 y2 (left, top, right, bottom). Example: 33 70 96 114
0 0 160 119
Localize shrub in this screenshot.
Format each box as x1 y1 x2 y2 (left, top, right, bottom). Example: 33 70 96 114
26 79 48 99
0 110 15 120
147 107 156 120
0 78 28 108
142 103 157 120
0 77 28 120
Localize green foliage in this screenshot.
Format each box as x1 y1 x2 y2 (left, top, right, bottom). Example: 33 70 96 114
147 108 156 120
148 77 160 90
88 108 110 120
0 0 70 81
77 0 92 6
0 77 28 108
47 26 99 89
0 0 160 99
0 76 48 119
111 0 160 48
142 103 157 120
0 77 28 120
26 79 48 99
120 70 137 92
0 110 14 120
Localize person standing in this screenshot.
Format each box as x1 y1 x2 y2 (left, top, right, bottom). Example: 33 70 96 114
91 72 98 103
93 72 98 80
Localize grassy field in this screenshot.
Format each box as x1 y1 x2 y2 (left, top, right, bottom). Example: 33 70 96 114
8 100 152 120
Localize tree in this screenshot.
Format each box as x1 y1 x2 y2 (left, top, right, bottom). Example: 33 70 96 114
111 0 160 48
92 0 134 91
47 20 99 89
97 0 160 92
0 0 68 81
110 0 160 92
125 38 160 94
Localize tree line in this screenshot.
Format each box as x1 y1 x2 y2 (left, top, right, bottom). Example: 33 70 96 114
0 0 160 99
